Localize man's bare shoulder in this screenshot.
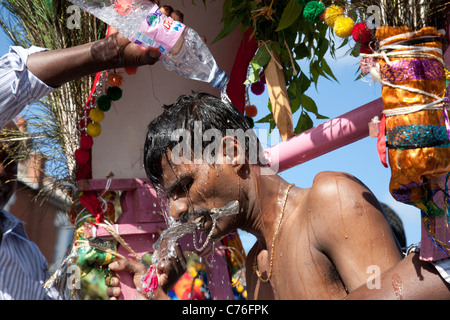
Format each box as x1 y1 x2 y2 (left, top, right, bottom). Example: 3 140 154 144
309 171 367 195
306 170 381 221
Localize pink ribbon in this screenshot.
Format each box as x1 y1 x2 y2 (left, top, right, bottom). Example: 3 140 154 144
141 266 158 294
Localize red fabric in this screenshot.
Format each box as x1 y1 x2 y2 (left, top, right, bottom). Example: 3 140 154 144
79 191 104 224
377 114 388 168
226 28 258 114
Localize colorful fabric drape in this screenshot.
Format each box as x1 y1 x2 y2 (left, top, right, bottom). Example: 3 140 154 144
375 26 449 260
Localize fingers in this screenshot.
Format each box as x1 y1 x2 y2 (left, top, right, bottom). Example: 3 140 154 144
159 5 184 22
143 46 161 65
109 258 147 274
171 10 184 22
106 258 148 300
105 276 121 300
160 4 173 16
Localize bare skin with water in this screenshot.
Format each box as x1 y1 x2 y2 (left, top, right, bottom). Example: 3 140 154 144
110 151 403 299
107 93 450 300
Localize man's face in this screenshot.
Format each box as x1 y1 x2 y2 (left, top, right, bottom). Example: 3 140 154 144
159 150 241 240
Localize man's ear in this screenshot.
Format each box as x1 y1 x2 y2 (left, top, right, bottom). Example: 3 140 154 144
218 136 245 168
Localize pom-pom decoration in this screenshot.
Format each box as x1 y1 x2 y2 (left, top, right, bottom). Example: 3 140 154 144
324 5 343 27
74 148 90 164
124 67 138 75
259 71 266 84
352 22 372 44
87 122 102 137
106 86 123 101
245 104 258 118
107 72 123 87
303 1 325 23
334 15 355 38
251 81 265 95
96 95 112 112
89 108 105 123
79 135 94 150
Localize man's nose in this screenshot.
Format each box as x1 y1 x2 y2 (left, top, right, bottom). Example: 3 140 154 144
169 197 189 221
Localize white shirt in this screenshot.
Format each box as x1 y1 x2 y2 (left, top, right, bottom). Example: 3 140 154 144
0 46 55 129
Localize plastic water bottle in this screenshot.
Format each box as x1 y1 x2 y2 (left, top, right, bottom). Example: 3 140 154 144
68 0 229 91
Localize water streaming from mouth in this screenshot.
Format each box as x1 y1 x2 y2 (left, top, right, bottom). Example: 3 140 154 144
151 200 239 266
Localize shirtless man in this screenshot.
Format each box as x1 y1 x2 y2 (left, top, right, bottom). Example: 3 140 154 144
106 92 406 300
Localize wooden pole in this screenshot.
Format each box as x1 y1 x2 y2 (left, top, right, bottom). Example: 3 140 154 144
265 52 294 141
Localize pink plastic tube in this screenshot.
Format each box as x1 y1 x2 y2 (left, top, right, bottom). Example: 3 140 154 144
264 98 384 173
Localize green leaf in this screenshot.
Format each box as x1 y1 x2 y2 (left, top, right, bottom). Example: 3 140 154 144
302 94 328 119
301 94 318 114
350 42 361 58
298 72 311 94
244 45 271 84
212 14 241 44
294 112 313 134
320 59 338 82
275 0 302 32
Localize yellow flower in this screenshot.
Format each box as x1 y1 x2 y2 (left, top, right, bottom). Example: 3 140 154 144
324 5 343 27
334 16 354 38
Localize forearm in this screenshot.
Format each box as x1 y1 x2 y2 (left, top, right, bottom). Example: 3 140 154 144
345 253 450 300
26 35 121 88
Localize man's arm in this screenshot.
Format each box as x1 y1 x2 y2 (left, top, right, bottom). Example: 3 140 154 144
0 3 181 129
26 33 160 88
309 171 403 293
345 252 450 299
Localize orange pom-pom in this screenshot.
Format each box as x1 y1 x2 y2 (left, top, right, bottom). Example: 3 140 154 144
245 104 258 118
124 67 138 75
107 73 123 87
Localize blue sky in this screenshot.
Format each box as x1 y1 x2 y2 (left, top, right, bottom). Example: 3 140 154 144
0 26 422 254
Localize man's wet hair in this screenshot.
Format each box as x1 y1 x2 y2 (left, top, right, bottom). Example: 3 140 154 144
143 92 264 191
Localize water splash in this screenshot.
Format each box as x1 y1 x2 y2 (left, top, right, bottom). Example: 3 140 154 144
220 85 232 106
151 200 239 265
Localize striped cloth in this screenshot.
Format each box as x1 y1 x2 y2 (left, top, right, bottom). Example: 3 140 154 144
0 46 55 129
0 46 58 299
0 210 56 300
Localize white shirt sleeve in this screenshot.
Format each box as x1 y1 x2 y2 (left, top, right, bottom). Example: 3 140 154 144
0 46 56 129
432 258 450 285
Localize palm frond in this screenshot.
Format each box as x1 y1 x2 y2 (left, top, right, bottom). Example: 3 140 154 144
0 0 107 198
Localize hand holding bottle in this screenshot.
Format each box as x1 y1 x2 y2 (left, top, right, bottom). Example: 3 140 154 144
26 3 183 87
69 0 230 91
97 3 184 69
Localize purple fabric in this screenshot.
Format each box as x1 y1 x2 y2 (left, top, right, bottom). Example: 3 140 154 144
381 58 444 82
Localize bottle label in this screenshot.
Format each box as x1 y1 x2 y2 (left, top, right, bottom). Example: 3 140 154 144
130 6 185 55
